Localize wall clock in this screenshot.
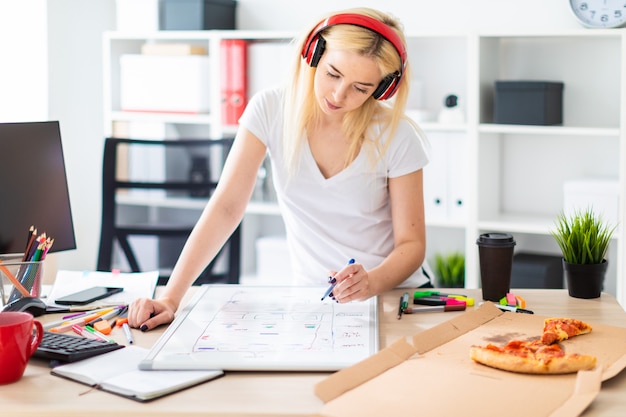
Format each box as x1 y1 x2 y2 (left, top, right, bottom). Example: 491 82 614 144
569 0 626 28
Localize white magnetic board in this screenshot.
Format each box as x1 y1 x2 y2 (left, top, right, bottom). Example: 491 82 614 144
140 285 379 371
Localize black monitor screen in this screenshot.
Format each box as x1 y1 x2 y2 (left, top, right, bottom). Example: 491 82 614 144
0 121 76 254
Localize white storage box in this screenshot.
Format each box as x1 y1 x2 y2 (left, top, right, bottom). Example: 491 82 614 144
120 54 210 113
563 179 619 226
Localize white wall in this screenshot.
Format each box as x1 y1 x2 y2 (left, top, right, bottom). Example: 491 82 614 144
236 0 582 32
0 1 47 121
0 0 592 276
46 0 116 275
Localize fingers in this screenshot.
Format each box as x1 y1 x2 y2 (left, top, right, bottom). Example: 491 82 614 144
331 263 370 303
128 298 175 332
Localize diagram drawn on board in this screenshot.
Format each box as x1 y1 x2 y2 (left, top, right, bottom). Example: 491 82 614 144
140 285 378 371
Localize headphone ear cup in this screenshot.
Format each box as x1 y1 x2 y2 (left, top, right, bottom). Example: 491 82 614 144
306 35 326 67
372 74 398 100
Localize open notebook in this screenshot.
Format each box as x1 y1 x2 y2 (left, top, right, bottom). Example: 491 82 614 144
51 345 223 402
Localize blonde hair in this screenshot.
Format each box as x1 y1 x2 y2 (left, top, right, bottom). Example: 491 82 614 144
282 7 415 178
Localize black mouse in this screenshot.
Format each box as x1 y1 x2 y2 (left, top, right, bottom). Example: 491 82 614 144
2 296 47 317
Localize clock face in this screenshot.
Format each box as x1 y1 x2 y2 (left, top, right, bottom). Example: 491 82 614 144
569 1 626 28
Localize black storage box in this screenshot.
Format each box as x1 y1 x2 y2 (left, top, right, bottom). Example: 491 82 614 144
160 0 236 30
511 252 563 289
494 81 564 125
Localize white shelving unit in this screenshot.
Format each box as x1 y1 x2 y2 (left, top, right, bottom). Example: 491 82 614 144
103 29 626 305
102 30 295 276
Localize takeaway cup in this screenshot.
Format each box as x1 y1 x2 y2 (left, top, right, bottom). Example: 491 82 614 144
476 233 516 301
0 311 43 384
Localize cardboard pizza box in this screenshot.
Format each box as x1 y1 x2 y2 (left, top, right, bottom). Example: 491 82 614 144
315 303 626 417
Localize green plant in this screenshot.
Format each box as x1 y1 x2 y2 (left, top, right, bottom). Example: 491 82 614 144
433 252 465 287
551 208 616 265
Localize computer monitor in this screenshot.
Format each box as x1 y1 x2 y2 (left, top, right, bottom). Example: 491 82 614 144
0 121 76 254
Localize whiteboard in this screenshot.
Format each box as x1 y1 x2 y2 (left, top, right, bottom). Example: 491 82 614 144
139 285 378 371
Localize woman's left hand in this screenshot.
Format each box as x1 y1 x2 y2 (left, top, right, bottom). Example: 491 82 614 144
329 261 372 302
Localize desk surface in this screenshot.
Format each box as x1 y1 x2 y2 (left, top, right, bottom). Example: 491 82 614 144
5 288 626 417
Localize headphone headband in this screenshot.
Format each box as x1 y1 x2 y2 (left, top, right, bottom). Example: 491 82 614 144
301 13 407 100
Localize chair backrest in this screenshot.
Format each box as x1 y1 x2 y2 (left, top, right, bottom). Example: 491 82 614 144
97 137 240 285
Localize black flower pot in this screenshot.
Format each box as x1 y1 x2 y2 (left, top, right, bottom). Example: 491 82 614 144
562 259 608 299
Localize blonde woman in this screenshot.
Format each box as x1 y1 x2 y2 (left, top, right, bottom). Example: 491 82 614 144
129 7 431 331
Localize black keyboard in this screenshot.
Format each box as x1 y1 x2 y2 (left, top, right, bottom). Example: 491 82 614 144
34 331 124 363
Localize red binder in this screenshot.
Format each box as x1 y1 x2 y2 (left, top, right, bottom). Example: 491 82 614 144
220 39 248 126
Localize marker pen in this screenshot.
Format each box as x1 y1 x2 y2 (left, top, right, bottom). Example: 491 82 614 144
84 325 116 343
321 258 355 301
71 324 100 340
403 304 467 313
122 322 134 344
494 304 534 314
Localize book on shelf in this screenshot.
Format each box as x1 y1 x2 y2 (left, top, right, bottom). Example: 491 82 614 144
51 346 223 402
141 42 207 56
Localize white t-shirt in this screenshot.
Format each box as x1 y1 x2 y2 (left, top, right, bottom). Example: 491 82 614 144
239 87 431 287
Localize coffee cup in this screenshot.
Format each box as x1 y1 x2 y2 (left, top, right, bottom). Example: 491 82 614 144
476 233 516 301
0 311 43 384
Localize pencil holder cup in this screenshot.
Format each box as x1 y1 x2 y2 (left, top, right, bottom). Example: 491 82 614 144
0 253 44 308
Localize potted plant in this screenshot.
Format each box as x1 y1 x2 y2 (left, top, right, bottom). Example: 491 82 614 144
551 208 616 299
433 252 465 288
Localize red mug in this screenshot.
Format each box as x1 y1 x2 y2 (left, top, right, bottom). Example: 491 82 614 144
0 311 43 384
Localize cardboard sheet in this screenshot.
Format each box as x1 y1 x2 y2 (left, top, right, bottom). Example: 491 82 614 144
316 303 626 417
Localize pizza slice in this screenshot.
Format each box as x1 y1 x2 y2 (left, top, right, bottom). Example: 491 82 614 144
541 318 593 345
470 339 597 374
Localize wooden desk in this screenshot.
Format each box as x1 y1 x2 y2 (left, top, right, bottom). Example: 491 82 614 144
4 288 626 417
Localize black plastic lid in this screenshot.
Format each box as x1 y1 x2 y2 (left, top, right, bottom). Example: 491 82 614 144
495 81 564 91
476 233 516 247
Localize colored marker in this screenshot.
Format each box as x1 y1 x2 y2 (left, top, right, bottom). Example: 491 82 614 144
84 325 116 343
494 304 534 314
49 307 116 333
414 296 466 307
321 259 355 301
71 324 100 340
403 304 467 313
398 292 409 320
122 322 134 344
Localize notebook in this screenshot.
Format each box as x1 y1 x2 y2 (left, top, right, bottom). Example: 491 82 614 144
50 345 223 401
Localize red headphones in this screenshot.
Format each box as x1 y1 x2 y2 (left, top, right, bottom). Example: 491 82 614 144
301 13 407 101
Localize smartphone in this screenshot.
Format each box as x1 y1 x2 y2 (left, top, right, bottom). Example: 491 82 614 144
54 286 124 305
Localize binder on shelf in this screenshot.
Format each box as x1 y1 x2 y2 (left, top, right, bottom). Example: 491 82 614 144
220 39 248 126
423 131 448 222
446 133 468 222
422 131 468 223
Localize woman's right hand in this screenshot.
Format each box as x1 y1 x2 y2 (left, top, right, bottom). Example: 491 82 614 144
128 297 177 332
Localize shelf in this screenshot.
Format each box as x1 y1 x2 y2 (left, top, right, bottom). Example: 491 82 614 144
477 214 557 236
116 194 281 215
479 124 620 137
109 110 214 125
105 30 297 41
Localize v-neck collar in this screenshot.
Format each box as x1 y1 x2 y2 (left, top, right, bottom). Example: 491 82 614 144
303 139 364 184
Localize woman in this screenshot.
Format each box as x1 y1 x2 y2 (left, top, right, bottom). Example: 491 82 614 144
128 7 431 331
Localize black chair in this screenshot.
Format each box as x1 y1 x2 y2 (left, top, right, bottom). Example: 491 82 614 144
97 137 240 286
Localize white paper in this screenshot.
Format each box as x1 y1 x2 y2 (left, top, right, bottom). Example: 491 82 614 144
46 270 158 308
